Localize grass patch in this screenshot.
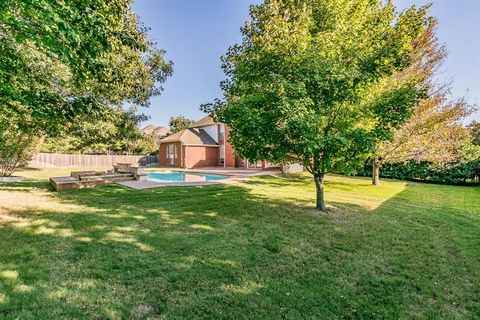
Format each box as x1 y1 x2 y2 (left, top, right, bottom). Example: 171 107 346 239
0 170 479 319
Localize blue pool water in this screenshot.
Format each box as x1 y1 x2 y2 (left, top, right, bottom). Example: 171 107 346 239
147 171 229 183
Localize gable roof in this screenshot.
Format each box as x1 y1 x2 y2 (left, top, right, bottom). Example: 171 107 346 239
189 116 216 128
141 124 157 135
141 125 171 137
160 128 218 146
155 126 170 137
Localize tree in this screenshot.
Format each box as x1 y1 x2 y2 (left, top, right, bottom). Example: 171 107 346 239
0 0 172 132
370 23 472 185
0 0 172 175
372 93 471 185
168 115 195 133
41 107 156 155
0 119 41 177
133 132 160 155
469 121 480 146
202 0 431 210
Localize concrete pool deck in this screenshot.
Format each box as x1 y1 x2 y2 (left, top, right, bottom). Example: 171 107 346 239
117 167 280 190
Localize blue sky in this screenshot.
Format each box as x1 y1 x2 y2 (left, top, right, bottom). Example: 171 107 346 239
132 0 480 127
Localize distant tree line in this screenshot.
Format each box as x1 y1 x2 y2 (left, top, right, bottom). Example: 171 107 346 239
354 128 480 185
355 160 480 185
40 114 197 155
41 108 159 155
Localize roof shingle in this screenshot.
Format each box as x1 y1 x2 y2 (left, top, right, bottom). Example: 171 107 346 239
189 116 216 128
160 128 218 146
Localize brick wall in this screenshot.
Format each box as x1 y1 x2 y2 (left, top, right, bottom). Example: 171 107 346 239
224 126 236 168
185 146 219 168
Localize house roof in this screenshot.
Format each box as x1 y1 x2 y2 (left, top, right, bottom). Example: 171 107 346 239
141 124 157 135
141 125 170 137
189 116 216 128
160 128 218 146
155 126 170 137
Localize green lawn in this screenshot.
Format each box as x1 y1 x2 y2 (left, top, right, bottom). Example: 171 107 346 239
1 169 479 319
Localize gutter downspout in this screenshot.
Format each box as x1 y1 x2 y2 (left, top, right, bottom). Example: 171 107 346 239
180 142 184 168
223 124 226 168
184 144 188 169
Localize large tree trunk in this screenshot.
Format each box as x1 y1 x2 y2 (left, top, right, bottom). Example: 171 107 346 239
372 158 381 186
314 173 327 211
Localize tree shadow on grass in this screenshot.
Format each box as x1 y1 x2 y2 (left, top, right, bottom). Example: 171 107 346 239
246 174 375 194
2 181 331 318
0 181 51 191
0 177 479 318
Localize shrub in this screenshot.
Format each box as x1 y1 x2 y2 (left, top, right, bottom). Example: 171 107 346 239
0 129 40 177
355 159 480 185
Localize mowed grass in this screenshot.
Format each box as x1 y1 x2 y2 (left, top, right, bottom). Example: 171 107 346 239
0 169 479 319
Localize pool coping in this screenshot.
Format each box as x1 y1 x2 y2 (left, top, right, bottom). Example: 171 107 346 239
116 169 275 190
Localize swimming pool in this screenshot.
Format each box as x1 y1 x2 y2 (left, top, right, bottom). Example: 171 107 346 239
147 171 229 183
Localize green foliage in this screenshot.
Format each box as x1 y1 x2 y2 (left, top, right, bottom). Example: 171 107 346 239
135 132 161 155
469 121 480 146
204 0 431 168
168 115 195 133
0 0 173 133
0 121 41 176
41 107 157 155
356 159 480 185
0 0 171 173
370 22 472 188
357 137 480 184
203 0 431 208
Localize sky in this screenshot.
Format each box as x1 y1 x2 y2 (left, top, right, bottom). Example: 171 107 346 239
132 0 480 128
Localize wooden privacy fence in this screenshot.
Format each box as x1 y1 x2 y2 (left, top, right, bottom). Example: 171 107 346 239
28 153 159 168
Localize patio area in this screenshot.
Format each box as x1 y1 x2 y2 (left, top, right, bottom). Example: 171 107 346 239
117 167 280 189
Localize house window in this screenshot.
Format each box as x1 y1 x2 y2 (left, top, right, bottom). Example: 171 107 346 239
166 144 177 165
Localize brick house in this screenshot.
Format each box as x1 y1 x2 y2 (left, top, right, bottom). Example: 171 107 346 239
158 116 246 168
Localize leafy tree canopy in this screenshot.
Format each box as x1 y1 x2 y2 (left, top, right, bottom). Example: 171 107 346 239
469 121 480 146
0 126 41 177
168 115 195 133
202 0 432 210
41 107 157 155
369 23 472 185
0 0 173 134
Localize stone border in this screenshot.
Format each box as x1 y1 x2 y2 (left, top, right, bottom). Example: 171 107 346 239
0 176 24 183
116 174 249 190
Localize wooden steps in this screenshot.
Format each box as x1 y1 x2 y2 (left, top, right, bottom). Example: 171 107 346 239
50 172 136 191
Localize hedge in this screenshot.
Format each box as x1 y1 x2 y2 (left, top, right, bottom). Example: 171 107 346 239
354 159 480 185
